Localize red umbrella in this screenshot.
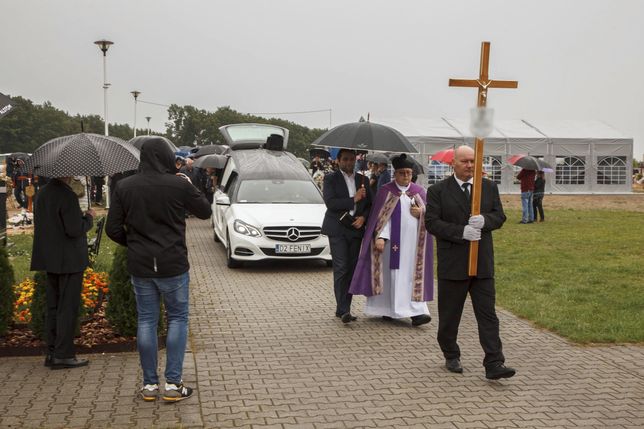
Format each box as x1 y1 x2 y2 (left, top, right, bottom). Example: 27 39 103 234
431 148 455 164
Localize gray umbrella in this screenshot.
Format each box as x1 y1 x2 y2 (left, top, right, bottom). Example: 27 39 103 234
311 121 417 153
193 154 228 169
128 135 177 152
194 144 230 157
297 157 311 169
26 133 139 177
365 153 390 164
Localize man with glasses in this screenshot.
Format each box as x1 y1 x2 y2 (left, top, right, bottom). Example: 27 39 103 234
350 154 433 326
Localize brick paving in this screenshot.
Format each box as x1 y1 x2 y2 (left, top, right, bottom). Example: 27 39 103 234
1 218 642 428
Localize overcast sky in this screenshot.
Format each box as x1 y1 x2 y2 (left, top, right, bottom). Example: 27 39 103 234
3 0 643 156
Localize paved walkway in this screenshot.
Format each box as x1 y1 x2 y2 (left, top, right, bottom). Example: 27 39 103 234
1 219 642 428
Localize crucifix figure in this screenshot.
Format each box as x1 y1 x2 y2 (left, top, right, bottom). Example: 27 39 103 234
449 41 518 276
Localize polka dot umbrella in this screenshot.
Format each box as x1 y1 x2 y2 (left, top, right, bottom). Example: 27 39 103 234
26 133 140 205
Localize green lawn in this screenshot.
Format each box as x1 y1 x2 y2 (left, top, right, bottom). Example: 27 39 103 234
494 209 644 344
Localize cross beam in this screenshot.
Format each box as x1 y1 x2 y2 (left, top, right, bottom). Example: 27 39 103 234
448 41 518 276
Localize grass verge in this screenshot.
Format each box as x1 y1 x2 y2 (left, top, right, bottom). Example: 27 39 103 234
495 209 644 343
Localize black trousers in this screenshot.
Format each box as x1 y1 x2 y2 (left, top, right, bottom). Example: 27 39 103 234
46 272 83 358
533 195 544 221
437 277 504 368
328 235 361 316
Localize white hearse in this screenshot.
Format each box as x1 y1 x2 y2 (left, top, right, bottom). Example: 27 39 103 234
212 123 331 268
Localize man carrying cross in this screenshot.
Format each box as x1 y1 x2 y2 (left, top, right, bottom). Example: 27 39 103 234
425 145 515 379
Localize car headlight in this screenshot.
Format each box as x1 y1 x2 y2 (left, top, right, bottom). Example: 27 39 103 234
233 219 262 237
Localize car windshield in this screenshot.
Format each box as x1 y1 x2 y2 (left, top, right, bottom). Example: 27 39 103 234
236 180 323 204
226 125 285 143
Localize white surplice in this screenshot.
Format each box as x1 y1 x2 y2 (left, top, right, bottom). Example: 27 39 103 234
364 183 430 318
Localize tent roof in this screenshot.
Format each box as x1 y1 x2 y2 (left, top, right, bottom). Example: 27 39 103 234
375 117 631 142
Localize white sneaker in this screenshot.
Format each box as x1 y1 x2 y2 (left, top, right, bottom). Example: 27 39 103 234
163 381 194 402
139 384 159 401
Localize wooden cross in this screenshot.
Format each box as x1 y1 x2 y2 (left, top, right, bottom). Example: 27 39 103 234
449 41 518 276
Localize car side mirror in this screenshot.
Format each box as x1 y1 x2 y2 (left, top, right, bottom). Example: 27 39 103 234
215 195 230 206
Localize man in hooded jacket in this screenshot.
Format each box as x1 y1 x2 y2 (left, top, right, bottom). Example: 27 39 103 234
106 137 211 402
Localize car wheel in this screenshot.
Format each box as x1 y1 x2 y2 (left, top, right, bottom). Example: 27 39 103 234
226 232 241 268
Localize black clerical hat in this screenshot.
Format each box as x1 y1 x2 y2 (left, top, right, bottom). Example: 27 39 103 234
391 153 414 170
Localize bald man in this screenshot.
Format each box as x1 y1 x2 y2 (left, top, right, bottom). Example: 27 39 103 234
424 146 515 380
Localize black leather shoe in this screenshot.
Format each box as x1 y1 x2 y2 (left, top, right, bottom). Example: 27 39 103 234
485 364 516 380
51 357 89 370
341 312 357 323
44 354 53 367
411 314 432 326
445 358 463 373
381 316 393 321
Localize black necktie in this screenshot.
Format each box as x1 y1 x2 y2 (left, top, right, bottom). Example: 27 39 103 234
462 182 471 201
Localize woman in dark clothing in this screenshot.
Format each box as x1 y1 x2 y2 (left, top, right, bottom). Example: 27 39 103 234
533 171 546 222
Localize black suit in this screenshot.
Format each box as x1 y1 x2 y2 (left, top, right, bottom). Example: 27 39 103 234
425 176 507 368
322 170 372 316
31 179 93 359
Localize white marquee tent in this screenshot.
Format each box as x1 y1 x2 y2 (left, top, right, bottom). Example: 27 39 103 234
377 118 633 194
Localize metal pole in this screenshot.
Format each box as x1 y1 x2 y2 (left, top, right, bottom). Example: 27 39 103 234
103 53 109 136
131 91 141 137
146 116 151 135
94 40 113 136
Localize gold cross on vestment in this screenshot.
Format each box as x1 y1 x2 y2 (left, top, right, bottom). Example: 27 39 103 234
448 41 518 276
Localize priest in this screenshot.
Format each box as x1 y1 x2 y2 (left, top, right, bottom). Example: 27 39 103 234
349 154 433 325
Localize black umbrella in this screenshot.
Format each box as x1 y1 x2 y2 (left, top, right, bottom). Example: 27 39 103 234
128 135 177 152
193 154 228 169
0 92 15 120
309 146 330 159
193 144 230 157
26 133 140 206
311 121 417 153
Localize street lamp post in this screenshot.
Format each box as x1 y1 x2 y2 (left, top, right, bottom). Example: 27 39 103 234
94 40 114 136
145 116 151 135
131 91 141 137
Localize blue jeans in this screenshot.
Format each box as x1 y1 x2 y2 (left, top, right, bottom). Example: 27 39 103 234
520 191 534 223
131 272 190 385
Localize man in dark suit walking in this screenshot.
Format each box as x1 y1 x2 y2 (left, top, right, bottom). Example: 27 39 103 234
425 145 515 380
31 177 95 369
322 149 372 323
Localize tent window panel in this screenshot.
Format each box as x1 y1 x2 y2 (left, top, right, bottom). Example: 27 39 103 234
555 156 585 185
483 156 502 184
597 156 626 185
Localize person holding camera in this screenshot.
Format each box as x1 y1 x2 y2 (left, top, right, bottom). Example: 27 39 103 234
321 149 372 323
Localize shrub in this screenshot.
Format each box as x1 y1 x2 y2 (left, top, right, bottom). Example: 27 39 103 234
0 246 15 336
29 271 48 339
105 245 138 336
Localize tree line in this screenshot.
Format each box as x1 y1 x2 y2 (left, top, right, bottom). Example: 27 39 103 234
0 95 326 159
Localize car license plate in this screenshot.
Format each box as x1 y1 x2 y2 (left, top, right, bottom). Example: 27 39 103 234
275 244 311 254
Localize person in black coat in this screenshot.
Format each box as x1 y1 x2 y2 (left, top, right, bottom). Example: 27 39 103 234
321 149 372 323
106 137 211 402
30 177 95 369
533 171 546 222
425 145 516 380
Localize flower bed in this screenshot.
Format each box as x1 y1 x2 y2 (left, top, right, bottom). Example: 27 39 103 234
0 267 142 357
